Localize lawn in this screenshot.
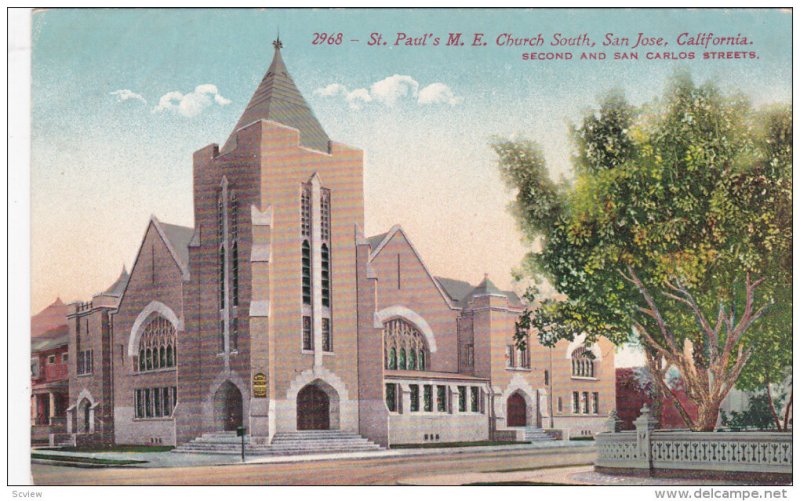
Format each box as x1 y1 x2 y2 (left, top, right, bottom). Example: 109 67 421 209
53 445 174 453
31 453 147 466
391 440 529 449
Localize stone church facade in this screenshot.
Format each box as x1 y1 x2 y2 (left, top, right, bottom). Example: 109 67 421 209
63 40 615 448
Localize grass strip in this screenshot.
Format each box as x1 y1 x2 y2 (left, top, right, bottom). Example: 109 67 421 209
31 453 147 466
391 441 530 449
54 445 174 453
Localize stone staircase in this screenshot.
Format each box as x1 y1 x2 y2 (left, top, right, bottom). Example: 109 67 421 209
524 427 556 442
172 430 382 456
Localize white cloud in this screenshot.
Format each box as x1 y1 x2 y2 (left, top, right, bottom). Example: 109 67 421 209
110 89 146 105
345 88 372 110
314 75 462 110
152 84 231 117
418 83 464 106
369 75 419 106
313 83 349 97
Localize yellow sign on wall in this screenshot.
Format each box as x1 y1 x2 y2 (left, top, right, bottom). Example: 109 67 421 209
253 373 267 398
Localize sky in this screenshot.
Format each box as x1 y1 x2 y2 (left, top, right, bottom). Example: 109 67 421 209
30 9 791 367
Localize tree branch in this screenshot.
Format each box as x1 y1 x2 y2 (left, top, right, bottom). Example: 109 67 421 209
620 265 678 352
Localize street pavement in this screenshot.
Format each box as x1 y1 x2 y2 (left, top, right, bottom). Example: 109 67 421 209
31 444 597 485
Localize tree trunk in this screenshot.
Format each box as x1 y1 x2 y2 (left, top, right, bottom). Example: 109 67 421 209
623 268 766 433
765 378 783 431
782 389 792 430
692 399 723 432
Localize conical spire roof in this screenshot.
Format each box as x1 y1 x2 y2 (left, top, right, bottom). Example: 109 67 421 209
469 274 504 297
103 266 130 296
222 38 331 153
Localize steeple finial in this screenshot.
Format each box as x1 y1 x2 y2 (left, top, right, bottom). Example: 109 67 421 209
273 33 283 50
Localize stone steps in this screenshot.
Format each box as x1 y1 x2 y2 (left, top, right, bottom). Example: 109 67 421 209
524 427 556 442
173 429 383 456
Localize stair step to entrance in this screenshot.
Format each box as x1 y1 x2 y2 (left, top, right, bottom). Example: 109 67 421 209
172 429 384 456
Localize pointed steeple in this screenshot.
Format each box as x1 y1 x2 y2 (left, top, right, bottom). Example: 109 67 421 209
222 38 331 153
470 274 504 297
104 266 130 296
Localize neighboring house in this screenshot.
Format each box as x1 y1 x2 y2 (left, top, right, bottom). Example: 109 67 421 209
31 325 69 444
615 367 758 430
62 40 615 449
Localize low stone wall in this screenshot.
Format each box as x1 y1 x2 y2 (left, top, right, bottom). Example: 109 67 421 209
595 407 792 482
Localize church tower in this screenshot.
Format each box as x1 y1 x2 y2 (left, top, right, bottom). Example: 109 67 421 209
180 39 367 445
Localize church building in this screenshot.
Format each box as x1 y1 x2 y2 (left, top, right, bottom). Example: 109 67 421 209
62 40 615 450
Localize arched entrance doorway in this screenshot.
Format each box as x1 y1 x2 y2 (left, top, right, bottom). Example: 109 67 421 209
297 383 337 430
213 381 243 431
507 392 527 427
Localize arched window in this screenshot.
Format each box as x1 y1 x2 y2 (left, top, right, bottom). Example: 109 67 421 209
137 315 177 373
383 319 430 372
571 347 595 378
232 242 239 307
219 246 226 309
321 244 330 308
230 190 239 307
302 240 311 305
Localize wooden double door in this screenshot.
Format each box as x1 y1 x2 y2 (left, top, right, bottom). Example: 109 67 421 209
297 385 330 430
507 393 527 427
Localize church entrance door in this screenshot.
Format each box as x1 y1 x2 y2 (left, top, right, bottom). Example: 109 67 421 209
507 392 527 427
297 384 330 430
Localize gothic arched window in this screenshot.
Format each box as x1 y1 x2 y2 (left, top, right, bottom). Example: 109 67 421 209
383 319 430 372
301 240 311 305
137 315 177 373
230 190 239 307
571 347 596 378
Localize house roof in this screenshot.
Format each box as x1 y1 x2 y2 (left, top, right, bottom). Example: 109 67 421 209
30 298 68 339
221 39 330 154
31 325 69 353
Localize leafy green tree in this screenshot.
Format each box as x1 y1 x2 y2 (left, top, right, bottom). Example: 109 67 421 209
721 391 787 431
494 75 791 431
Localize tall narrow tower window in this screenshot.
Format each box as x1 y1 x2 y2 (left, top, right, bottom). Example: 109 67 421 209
230 190 239 307
219 246 226 309
321 244 330 307
301 184 312 306
320 189 330 241
302 241 311 305
217 190 226 310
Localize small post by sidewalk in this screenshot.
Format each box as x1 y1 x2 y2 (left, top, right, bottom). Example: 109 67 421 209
237 426 247 462
633 405 658 472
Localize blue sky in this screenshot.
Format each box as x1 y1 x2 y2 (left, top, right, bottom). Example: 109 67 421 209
31 8 791 337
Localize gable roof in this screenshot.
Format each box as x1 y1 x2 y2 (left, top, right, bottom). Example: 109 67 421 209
158 222 194 270
366 231 389 250
221 39 330 154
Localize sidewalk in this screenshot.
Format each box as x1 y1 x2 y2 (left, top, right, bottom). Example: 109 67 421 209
32 440 593 469
399 465 758 486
